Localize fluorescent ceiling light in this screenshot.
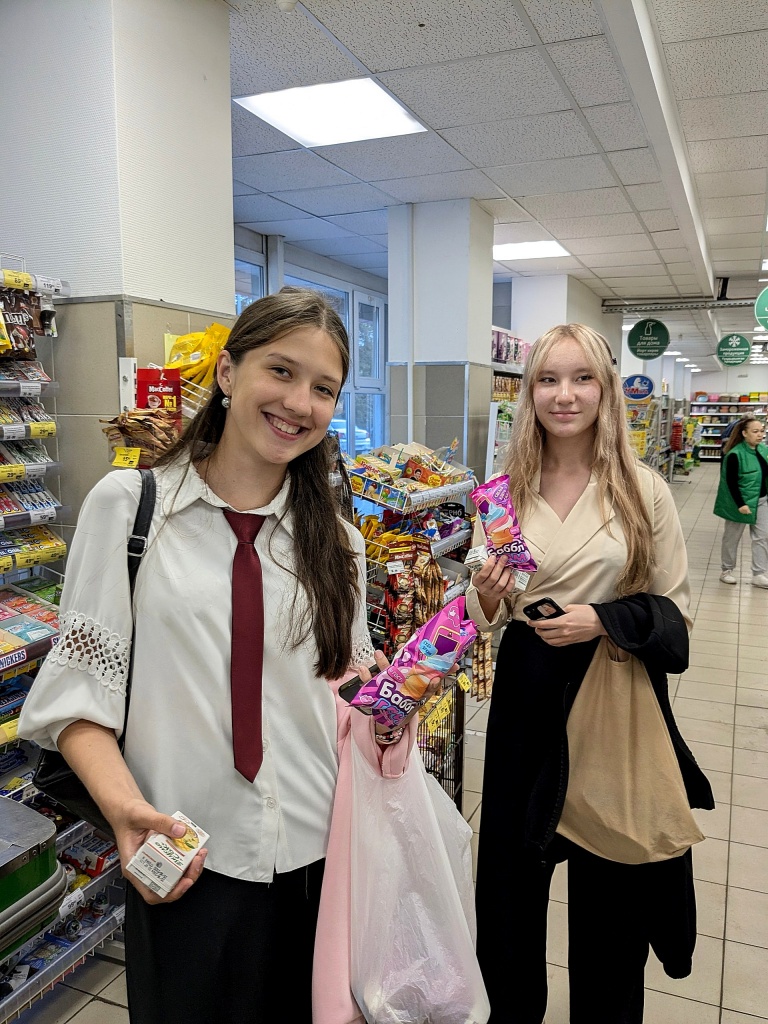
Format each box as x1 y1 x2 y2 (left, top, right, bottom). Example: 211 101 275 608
763 259 768 270
753 334 768 341
493 241 571 260
666 350 682 355
621 323 637 332
690 368 702 373
760 278 768 283
684 363 696 368
234 78 427 148
675 357 688 362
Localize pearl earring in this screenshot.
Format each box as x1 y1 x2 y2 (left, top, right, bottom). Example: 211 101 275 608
221 395 231 409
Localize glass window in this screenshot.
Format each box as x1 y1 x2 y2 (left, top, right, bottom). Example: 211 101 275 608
330 393 352 456
235 260 264 314
355 392 384 452
353 291 385 386
284 274 350 329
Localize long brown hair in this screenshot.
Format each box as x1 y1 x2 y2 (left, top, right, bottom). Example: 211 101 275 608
157 287 359 678
504 323 655 596
723 416 761 455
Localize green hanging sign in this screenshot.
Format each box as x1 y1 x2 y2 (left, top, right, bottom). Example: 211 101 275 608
627 318 670 359
717 333 751 366
755 286 768 331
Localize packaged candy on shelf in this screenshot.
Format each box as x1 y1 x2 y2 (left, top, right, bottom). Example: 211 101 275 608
351 597 477 728
471 475 537 573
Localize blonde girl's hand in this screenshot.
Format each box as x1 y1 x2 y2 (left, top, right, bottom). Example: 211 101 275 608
112 798 207 905
528 604 607 647
472 554 516 601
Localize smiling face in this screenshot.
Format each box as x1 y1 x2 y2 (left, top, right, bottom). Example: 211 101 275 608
216 325 343 472
532 336 602 439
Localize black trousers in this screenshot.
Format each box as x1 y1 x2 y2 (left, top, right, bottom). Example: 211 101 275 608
125 860 324 1024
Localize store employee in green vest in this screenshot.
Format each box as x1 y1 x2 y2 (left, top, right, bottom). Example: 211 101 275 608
714 416 768 588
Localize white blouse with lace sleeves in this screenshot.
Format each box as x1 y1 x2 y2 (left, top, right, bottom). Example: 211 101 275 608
19 471 143 749
344 521 377 668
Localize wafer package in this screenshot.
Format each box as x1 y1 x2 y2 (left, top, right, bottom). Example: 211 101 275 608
470 475 537 572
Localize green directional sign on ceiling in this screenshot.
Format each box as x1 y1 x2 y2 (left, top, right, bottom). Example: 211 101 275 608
717 333 751 366
755 286 768 331
627 318 670 359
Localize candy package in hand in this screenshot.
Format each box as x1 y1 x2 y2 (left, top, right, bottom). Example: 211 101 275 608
471 475 537 572
351 597 477 728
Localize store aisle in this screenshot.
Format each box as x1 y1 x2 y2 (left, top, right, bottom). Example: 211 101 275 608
463 462 768 1023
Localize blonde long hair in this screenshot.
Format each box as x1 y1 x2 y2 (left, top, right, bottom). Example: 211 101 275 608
503 323 654 596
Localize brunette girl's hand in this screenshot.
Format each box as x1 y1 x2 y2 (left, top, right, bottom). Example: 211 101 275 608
528 604 607 647
355 650 447 735
112 797 207 905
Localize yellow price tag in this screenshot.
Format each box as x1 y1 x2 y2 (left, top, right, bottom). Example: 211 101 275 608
112 447 141 468
1 270 34 290
0 555 13 574
426 691 453 734
0 464 25 483
29 421 56 438
14 551 40 568
456 671 471 693
0 718 18 745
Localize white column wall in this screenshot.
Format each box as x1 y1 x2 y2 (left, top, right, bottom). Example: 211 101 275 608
509 276 568 344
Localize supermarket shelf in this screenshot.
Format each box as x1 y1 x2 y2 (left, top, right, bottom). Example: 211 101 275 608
691 401 767 407
0 382 58 398
491 362 524 376
444 578 469 603
55 820 95 857
0 463 61 485
0 424 56 442
0 507 68 533
0 633 58 677
358 479 474 514
0 545 66 578
0 902 125 1022
431 526 471 557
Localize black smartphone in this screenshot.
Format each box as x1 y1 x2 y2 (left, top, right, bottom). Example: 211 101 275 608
523 597 565 620
338 664 379 705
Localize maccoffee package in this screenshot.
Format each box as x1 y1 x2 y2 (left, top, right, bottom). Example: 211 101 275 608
471 475 537 572
351 597 477 728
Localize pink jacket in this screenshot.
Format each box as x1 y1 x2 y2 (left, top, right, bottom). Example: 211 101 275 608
313 681 419 1024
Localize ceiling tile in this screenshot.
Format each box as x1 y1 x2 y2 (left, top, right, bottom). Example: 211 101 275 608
477 198 535 223
625 182 671 211
439 110 596 166
702 195 766 218
707 216 765 235
703 232 763 248
687 137 768 174
230 3 360 94
608 148 661 185
544 212 644 238
337 252 390 271
664 32 768 101
546 36 629 106
326 210 391 235
233 193 309 223
494 222 554 244
710 247 762 262
601 277 673 288
374 169 503 203
581 102 647 151
656 248 689 261
563 233 654 254
232 151 357 192
305 0 531 72
502 256 583 273
521 0 603 42
485 154 615 195
670 275 700 287
678 92 768 141
651 0 768 43
270 183 399 217
518 187 631 219
313 132 471 182
713 260 762 274
696 169 767 198
664 262 695 275
588 265 671 278
609 285 679 295
651 229 686 247
233 180 258 196
378 50 568 130
640 210 678 232
579 250 662 268
241 218 353 240
295 237 387 257
231 103 297 159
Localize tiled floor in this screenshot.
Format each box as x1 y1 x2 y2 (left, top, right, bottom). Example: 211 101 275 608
14 465 768 1023
462 463 768 1023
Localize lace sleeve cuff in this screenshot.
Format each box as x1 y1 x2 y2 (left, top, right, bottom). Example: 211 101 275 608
350 632 377 668
48 611 132 695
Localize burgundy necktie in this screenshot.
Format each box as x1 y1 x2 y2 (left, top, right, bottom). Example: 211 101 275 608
223 509 266 783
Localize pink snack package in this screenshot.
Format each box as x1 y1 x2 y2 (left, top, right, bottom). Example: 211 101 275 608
471 475 537 571
350 597 477 728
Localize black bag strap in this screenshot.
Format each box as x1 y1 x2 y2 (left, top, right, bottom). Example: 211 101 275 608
120 468 156 750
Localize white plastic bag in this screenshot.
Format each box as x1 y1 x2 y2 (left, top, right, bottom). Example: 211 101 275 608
349 733 490 1024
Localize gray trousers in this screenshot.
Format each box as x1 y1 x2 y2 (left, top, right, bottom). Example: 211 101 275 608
722 495 768 576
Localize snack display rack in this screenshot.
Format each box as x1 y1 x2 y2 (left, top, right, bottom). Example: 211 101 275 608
689 399 768 461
